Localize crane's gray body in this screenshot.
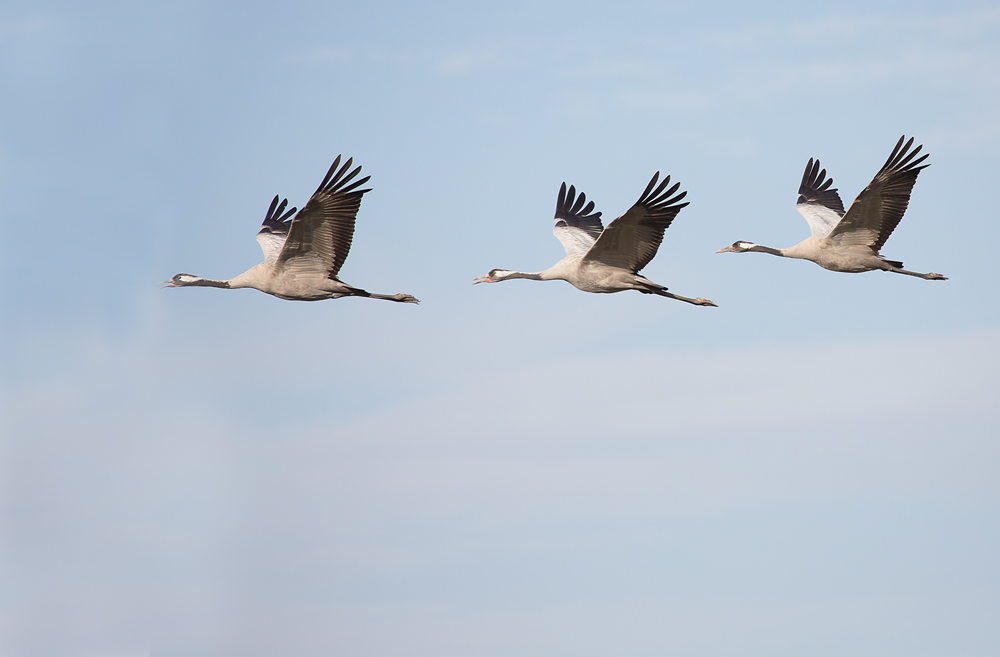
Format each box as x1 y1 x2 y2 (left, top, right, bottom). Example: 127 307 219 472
718 136 947 281
475 173 717 307
165 157 419 303
777 238 903 274
493 256 671 294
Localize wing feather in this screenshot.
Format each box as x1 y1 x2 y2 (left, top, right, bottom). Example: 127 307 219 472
583 172 689 273
276 155 372 278
552 182 604 257
828 136 929 252
255 195 297 263
795 158 844 237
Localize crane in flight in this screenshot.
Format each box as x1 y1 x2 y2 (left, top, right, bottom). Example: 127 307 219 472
473 172 717 307
716 136 947 281
164 156 419 303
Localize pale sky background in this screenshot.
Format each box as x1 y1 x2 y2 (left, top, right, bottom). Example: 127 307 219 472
2 0 999 655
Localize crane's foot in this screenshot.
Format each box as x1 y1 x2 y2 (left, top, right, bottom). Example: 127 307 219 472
694 298 718 307
393 293 420 304
926 273 948 280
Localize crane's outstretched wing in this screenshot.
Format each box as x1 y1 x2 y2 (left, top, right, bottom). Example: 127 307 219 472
553 182 604 257
583 172 688 273
827 136 930 252
255 196 298 263
796 158 844 237
276 155 372 278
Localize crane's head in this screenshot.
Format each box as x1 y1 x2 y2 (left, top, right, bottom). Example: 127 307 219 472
716 241 756 253
161 273 199 287
472 269 510 284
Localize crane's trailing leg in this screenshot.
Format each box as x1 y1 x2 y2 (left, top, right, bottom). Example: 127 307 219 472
649 288 718 307
885 267 947 280
338 283 420 303
369 293 420 303
637 279 717 306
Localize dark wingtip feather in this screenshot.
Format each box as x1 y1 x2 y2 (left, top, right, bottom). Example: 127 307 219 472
339 174 372 196
265 195 280 220
553 179 604 237
649 174 670 199
261 195 296 231
638 172 660 204
881 135 931 175
555 182 568 216
797 155 843 214
316 155 343 192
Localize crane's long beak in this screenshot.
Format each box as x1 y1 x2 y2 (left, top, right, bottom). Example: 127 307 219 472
160 279 177 288
715 245 735 253
472 274 491 285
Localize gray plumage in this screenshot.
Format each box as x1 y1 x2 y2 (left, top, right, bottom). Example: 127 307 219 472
717 136 947 281
164 156 419 303
474 172 717 307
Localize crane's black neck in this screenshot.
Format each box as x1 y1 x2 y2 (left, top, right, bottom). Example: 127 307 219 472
500 270 544 281
194 278 231 288
748 244 784 257
174 274 231 288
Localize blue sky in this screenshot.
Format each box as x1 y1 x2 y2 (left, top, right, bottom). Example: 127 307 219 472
2 1 999 655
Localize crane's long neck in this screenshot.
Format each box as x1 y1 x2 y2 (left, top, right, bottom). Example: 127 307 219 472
169 264 269 290
171 274 232 288
747 244 785 257
498 270 545 281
